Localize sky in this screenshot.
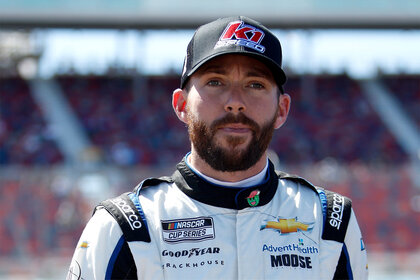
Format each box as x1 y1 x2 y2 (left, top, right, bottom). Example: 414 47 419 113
33 28 420 79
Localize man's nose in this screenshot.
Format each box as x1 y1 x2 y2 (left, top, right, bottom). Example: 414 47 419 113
224 86 246 113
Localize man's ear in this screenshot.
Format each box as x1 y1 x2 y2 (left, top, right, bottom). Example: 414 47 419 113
172 88 188 124
274 93 291 129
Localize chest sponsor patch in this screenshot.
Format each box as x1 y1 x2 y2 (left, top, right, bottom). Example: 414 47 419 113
161 217 215 243
260 217 314 234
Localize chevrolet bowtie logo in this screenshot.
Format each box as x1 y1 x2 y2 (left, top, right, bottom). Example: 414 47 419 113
260 217 314 234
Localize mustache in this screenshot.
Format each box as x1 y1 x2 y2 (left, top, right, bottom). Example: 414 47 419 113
210 113 260 133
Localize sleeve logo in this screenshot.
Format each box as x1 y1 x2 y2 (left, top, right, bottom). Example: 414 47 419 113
329 194 344 229
110 197 143 230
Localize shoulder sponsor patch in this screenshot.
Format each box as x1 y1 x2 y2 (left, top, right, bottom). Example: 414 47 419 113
161 217 215 243
322 191 352 243
99 193 151 242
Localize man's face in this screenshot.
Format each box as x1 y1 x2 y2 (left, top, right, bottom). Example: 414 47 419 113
180 54 290 172
187 106 278 172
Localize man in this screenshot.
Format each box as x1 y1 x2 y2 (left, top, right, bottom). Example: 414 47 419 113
67 16 368 279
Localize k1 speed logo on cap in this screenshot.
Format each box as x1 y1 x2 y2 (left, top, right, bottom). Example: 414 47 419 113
215 20 266 53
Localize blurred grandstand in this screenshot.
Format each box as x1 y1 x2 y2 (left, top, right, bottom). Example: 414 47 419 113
1 1 420 279
1 71 420 279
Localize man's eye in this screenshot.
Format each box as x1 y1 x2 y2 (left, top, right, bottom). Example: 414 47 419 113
249 83 264 89
207 80 222 86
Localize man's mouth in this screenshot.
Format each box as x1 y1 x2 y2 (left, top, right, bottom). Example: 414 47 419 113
220 127 250 134
218 123 252 134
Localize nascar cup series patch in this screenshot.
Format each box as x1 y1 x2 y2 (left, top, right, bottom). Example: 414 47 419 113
161 217 215 243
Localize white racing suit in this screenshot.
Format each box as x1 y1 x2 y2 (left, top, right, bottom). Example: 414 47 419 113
67 158 368 279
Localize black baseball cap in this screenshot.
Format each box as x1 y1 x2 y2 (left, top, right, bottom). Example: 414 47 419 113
180 16 287 92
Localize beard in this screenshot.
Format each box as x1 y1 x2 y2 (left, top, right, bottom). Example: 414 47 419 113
187 110 277 172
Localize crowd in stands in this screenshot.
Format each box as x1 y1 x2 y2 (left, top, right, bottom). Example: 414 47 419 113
274 75 407 164
56 74 408 167
0 77 63 165
289 162 420 252
382 74 420 127
0 74 410 166
0 163 418 260
57 75 189 166
0 170 91 258
0 74 419 261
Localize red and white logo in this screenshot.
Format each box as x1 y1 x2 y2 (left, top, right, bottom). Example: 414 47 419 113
215 21 266 53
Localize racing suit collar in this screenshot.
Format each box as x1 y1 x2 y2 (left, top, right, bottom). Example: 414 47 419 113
173 158 279 210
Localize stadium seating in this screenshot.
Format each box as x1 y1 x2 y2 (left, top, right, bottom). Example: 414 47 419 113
57 75 189 166
382 74 420 127
273 74 407 164
0 77 63 165
56 74 408 166
325 164 420 252
0 163 418 258
0 74 419 260
0 173 91 257
0 74 409 166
